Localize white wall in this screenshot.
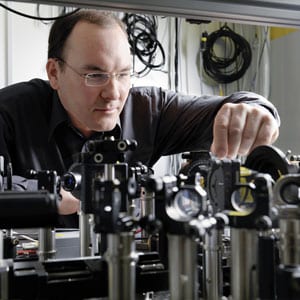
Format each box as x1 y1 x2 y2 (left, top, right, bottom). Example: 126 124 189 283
0 2 60 88
270 30 300 155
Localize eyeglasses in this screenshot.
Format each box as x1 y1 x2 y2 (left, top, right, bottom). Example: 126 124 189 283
55 58 136 87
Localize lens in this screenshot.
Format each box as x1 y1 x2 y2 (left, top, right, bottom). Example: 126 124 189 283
231 186 256 214
166 186 205 222
174 189 201 217
62 172 81 191
86 73 108 86
280 183 300 205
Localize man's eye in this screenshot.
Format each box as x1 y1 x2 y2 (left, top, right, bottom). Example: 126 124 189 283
88 73 108 79
119 73 130 78
117 73 132 81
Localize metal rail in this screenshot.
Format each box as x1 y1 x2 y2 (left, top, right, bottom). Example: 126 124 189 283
6 0 300 28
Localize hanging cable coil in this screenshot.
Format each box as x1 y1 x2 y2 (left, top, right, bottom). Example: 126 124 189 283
202 25 252 84
123 14 166 77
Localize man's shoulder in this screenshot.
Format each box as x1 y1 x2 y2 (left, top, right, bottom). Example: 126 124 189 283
129 86 162 99
0 79 53 106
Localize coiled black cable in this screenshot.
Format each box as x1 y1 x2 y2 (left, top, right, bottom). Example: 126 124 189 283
202 25 252 84
123 14 165 77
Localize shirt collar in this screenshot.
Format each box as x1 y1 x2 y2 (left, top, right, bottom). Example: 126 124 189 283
48 92 122 141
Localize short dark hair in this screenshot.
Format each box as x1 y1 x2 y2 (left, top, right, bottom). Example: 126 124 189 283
48 9 127 59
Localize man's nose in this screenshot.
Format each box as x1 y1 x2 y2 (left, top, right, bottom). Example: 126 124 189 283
100 77 121 100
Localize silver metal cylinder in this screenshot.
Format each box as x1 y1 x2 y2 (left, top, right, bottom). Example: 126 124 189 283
105 232 138 300
79 211 93 257
140 187 155 217
0 230 4 259
168 234 198 300
104 164 115 181
204 228 223 300
140 187 155 239
0 259 10 300
230 228 257 300
38 227 56 261
279 218 300 265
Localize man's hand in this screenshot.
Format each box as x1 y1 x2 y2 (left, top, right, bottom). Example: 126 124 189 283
58 188 80 215
210 103 279 158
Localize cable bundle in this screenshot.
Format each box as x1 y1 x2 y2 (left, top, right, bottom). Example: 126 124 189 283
123 14 165 77
202 25 252 84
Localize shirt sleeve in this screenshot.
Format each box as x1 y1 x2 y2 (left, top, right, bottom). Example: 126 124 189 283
222 91 280 126
151 89 280 165
0 112 14 172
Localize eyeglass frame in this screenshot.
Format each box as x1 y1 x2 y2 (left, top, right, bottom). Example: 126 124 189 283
55 58 136 87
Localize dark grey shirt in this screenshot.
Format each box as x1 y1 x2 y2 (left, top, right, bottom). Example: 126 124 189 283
0 78 280 226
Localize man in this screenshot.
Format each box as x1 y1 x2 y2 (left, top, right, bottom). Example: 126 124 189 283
0 10 279 227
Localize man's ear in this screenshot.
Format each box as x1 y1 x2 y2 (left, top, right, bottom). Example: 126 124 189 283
46 58 60 90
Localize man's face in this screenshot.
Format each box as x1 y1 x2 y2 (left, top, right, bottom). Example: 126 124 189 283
48 21 132 136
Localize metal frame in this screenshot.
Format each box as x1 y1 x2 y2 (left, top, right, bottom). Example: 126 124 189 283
6 0 300 28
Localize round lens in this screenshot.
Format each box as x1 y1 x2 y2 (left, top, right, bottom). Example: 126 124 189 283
231 186 256 214
166 188 203 222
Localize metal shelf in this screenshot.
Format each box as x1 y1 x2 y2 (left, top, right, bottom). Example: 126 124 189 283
6 0 300 28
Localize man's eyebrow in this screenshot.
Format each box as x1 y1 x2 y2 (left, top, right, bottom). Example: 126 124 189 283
82 64 105 72
82 64 132 72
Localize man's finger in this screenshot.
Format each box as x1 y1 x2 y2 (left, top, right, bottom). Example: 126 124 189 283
211 104 231 158
249 118 278 153
237 107 261 156
226 104 248 158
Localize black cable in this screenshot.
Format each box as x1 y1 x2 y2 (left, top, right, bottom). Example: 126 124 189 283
0 3 80 21
36 5 70 24
174 17 179 92
123 13 166 77
202 24 252 84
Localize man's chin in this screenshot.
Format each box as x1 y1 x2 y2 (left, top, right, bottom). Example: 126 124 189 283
95 123 117 133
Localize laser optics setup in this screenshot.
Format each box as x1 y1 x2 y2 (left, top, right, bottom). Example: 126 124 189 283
0 137 299 299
